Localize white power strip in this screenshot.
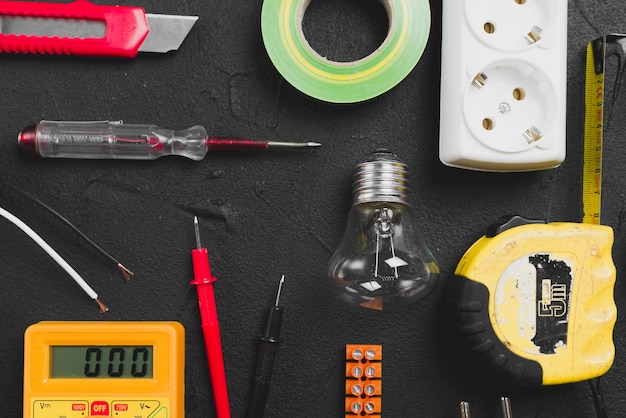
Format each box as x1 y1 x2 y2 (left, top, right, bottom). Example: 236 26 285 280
439 0 568 172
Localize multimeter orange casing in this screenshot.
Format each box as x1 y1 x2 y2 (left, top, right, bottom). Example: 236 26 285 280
23 321 185 418
447 218 616 385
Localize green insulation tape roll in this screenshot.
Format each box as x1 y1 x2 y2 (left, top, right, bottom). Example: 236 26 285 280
261 0 431 103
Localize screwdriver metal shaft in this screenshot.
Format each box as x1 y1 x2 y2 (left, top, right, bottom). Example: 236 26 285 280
246 275 285 418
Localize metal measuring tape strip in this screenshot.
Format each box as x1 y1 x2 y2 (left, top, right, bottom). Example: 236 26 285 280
584 37 606 224
261 0 431 103
583 34 626 224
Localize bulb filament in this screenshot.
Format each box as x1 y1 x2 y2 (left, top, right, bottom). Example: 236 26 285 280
374 208 399 279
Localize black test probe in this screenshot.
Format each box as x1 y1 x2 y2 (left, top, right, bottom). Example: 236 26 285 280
246 275 285 418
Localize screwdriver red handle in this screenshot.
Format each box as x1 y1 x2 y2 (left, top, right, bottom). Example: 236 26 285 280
0 0 149 57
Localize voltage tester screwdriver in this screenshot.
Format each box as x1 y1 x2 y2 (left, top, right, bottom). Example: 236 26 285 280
18 120 321 160
247 275 285 418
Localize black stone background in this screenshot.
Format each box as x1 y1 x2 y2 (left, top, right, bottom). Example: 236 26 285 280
2 0 626 417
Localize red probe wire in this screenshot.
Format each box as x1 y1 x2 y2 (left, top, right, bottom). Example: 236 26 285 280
191 216 231 418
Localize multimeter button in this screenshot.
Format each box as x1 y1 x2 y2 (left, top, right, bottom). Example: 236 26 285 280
90 401 109 416
486 215 546 237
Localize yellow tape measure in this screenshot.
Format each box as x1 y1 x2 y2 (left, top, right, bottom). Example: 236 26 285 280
448 218 616 385
444 37 622 386
583 38 607 224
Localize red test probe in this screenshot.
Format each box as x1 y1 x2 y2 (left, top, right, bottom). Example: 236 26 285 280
191 216 231 418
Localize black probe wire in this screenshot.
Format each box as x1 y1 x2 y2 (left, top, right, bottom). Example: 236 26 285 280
2 185 134 280
589 377 608 418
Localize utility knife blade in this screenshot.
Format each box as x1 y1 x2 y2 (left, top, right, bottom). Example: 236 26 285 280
0 0 198 57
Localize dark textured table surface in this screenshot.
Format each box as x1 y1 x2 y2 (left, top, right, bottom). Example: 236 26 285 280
3 0 626 417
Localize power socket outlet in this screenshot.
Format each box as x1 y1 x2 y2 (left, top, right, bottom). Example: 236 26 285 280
439 0 568 172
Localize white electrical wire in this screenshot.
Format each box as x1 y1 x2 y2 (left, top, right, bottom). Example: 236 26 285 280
0 205 99 300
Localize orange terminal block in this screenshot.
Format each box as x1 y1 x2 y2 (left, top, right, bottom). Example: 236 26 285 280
345 344 382 417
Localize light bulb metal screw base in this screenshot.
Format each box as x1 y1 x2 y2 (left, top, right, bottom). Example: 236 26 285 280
352 150 409 206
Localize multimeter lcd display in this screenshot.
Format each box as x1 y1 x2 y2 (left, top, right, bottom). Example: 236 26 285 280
50 346 154 378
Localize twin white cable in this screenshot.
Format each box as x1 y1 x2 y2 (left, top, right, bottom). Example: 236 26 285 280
0 205 107 312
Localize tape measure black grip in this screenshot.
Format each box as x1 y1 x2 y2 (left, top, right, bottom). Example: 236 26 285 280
446 274 543 385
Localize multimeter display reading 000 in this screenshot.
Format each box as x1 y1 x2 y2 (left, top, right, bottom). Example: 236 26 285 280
50 346 154 378
24 321 184 418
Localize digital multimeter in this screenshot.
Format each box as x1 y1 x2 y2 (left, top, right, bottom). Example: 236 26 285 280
23 321 185 418
447 216 616 385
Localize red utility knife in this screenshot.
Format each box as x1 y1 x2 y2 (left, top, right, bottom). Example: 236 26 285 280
0 0 198 57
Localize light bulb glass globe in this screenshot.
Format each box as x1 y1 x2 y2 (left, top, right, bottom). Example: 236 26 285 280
327 150 439 311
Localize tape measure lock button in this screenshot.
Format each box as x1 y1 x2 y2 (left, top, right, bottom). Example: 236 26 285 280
485 215 546 237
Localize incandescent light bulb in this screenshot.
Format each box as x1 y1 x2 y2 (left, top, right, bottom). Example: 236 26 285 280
327 150 439 311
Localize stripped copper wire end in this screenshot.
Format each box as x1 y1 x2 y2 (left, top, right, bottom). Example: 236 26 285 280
117 263 135 281
96 298 109 313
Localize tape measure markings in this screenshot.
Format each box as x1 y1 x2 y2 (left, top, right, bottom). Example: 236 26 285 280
583 39 605 225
